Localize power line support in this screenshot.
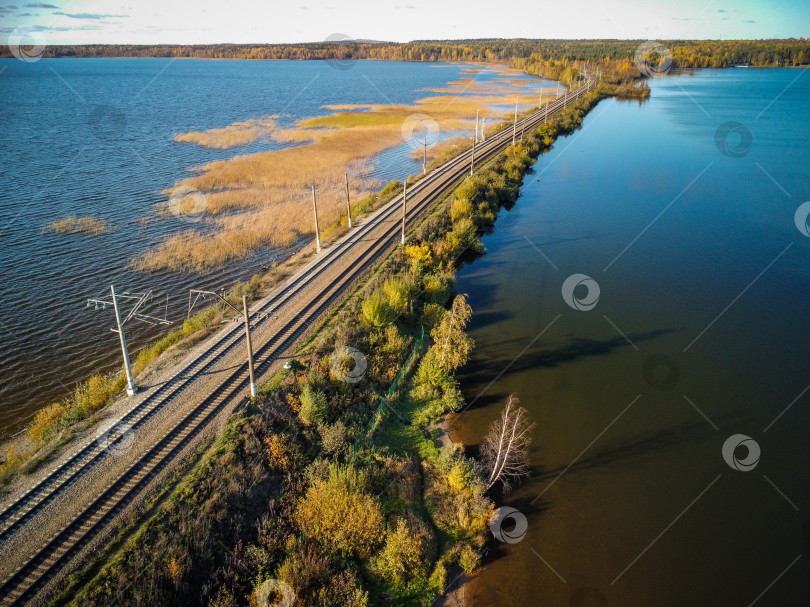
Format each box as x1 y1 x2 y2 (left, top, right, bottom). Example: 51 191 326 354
471 136 475 176
344 173 352 229
401 179 407 245
512 97 517 145
110 285 136 396
187 289 257 398
311 185 321 253
87 285 171 397
242 295 256 397
423 137 427 175
475 110 479 143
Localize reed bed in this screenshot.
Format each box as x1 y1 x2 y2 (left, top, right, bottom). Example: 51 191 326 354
138 68 546 272
45 215 107 235
173 116 280 149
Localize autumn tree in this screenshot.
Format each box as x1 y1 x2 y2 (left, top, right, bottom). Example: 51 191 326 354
430 294 474 372
481 394 536 494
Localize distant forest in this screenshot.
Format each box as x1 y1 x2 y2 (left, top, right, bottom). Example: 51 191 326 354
3 38 808 71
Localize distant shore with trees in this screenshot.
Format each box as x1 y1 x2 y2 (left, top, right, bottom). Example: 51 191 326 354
2 38 807 70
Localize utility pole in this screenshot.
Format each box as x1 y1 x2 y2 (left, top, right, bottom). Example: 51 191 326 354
512 97 518 145
471 136 475 176
111 286 135 396
423 137 427 175
475 110 479 143
344 173 352 228
242 295 256 397
311 185 321 253
87 286 170 397
188 289 257 398
401 178 407 245
481 117 486 141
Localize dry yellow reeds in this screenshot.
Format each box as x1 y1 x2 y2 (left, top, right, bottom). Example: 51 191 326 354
174 116 280 149
136 66 549 272
45 215 107 235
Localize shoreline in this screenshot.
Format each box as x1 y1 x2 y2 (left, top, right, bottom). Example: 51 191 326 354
0 60 549 457
1 67 603 604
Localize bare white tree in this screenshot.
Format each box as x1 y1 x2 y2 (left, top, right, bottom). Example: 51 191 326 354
481 394 536 494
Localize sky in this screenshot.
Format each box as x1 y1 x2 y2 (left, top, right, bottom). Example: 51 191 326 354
0 0 807 45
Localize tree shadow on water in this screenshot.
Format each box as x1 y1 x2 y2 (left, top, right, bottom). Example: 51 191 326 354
458 328 675 412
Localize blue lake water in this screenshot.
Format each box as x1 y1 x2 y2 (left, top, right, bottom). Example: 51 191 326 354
0 58 553 434
453 68 810 606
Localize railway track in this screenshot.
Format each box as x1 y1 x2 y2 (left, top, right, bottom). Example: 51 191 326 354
0 80 595 605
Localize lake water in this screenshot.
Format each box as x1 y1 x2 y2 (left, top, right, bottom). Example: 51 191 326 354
0 58 554 436
452 68 810 606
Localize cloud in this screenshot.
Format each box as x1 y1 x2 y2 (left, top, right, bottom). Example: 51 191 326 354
0 23 101 32
24 2 58 7
743 19 756 23
717 9 726 12
52 11 127 19
16 11 39 15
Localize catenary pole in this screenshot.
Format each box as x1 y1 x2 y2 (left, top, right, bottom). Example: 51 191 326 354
242 295 256 397
344 173 352 228
311 185 321 253
111 285 137 396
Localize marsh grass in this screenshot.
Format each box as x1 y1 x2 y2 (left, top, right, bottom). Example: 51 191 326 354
45 215 107 236
174 117 280 149
138 70 547 272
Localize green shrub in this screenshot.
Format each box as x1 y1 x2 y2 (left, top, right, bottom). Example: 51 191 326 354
383 277 409 315
319 421 348 457
361 291 394 328
421 303 445 329
300 383 328 426
295 464 384 558
459 544 481 573
422 273 453 305
371 512 434 585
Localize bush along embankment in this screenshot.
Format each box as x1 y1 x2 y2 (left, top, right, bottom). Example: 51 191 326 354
0 275 271 490
51 92 601 607
1 174 424 492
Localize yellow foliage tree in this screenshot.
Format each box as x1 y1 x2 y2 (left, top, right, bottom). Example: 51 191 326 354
295 465 383 558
